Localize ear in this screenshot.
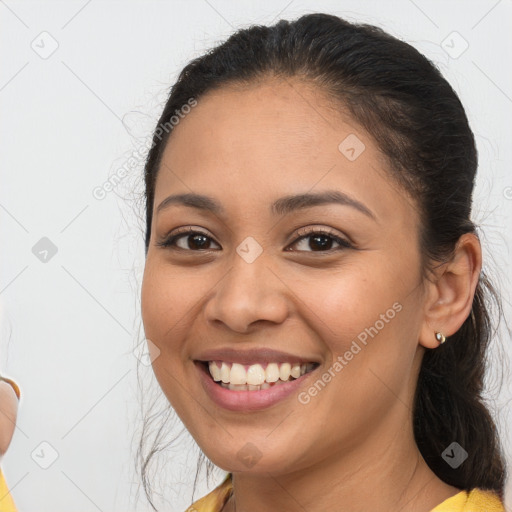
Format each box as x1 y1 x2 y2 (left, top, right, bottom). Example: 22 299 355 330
419 233 482 349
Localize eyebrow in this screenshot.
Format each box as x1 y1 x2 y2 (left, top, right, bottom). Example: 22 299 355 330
156 190 376 220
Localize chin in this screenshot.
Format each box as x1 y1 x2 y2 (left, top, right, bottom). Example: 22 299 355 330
203 445 303 476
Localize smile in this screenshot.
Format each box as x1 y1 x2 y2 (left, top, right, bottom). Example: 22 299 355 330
195 358 320 411
208 361 317 391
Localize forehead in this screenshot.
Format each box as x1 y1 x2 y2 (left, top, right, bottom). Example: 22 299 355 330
154 79 417 226
164 78 354 161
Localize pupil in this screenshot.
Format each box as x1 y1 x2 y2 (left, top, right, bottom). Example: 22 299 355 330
311 235 331 251
191 234 209 249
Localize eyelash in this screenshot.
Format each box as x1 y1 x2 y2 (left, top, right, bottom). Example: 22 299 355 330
156 226 353 253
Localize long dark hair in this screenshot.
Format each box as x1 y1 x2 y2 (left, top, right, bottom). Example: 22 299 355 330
137 12 508 509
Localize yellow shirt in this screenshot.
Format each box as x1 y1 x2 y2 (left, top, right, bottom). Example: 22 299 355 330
0 468 17 512
185 473 505 512
0 375 20 512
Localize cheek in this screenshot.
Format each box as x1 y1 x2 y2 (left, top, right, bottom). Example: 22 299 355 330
140 261 193 337
295 258 415 405
140 269 191 414
140 264 186 377
140 261 209 385
298 260 402 350
295 291 412 449
141 273 167 343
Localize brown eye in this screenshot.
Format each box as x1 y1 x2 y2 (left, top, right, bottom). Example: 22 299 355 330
156 228 220 251
287 228 353 252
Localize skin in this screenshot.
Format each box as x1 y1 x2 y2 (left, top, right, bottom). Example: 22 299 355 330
0 380 19 456
141 77 481 512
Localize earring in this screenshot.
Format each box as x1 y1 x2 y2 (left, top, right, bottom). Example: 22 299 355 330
435 332 446 344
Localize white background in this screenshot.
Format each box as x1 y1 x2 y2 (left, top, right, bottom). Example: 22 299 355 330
1 1 511 511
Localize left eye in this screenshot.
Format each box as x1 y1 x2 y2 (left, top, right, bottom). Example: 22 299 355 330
289 230 352 252
156 228 352 252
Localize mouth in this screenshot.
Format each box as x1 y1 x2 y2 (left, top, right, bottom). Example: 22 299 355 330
198 360 320 391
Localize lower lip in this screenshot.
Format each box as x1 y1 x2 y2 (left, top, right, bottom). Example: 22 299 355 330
195 362 317 412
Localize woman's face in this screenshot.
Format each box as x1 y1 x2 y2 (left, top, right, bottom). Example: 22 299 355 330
141 79 430 476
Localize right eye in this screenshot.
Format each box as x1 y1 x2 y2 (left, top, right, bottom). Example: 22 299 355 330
156 227 221 252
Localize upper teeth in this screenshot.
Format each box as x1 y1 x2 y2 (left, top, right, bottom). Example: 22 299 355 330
208 361 315 385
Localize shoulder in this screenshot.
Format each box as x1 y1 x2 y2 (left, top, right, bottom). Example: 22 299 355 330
431 487 505 512
0 467 18 512
464 488 505 511
184 473 233 512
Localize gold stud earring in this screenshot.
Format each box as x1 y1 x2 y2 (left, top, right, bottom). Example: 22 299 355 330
435 332 446 344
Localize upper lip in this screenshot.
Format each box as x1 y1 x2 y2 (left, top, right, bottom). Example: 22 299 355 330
194 347 321 366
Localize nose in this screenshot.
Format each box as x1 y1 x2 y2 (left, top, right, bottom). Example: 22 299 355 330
204 252 289 334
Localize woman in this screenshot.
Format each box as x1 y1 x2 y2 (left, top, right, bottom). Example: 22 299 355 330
0 374 20 512
138 13 508 512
